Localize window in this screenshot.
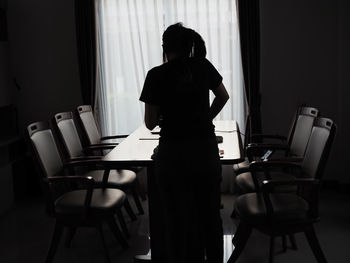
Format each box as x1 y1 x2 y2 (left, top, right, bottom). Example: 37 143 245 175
95 0 245 135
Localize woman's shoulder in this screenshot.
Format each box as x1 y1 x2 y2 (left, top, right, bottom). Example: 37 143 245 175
199 58 219 72
200 57 214 66
146 65 166 81
148 64 163 73
148 62 172 75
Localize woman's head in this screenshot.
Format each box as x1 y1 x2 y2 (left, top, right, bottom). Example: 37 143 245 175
162 23 206 60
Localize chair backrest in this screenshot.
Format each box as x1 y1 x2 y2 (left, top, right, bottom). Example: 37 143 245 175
285 106 302 146
76 105 101 145
27 121 64 178
301 117 336 179
28 121 78 216
288 106 319 157
54 112 84 158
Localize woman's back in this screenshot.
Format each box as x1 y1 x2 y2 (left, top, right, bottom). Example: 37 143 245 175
141 57 222 139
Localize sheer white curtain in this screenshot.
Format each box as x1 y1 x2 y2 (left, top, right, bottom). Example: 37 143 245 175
95 0 245 136
95 0 164 135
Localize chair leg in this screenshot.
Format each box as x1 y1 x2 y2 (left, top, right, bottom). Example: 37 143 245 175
132 184 144 215
232 221 247 246
135 176 147 201
227 222 252 263
124 197 137 221
304 226 327 263
106 217 129 249
282 235 287 252
116 209 129 238
289 234 298 250
269 236 275 263
45 222 63 263
97 223 111 263
65 227 77 248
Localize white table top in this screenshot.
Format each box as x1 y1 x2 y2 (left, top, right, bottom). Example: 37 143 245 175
103 120 243 166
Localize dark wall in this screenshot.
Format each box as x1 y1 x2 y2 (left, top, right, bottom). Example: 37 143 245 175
0 0 12 106
6 0 82 132
0 42 12 106
260 0 350 182
337 0 350 183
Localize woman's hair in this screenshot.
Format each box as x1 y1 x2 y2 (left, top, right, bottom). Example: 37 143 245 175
188 29 207 58
162 23 206 59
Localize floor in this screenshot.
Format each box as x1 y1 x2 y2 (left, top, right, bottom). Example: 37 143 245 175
1 189 350 263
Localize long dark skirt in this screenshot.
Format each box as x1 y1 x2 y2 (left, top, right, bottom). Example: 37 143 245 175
153 136 223 263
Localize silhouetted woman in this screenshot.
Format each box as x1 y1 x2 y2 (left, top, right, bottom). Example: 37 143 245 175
140 23 229 263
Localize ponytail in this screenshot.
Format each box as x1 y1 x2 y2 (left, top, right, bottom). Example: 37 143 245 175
189 29 206 58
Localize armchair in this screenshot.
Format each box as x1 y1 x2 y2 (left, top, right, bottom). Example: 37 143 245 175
76 105 128 147
235 106 319 193
54 111 144 215
76 105 147 201
234 106 318 177
27 121 129 263
228 117 336 263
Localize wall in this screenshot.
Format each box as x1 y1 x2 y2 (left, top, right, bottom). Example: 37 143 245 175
0 42 12 106
6 0 82 132
0 0 12 106
260 0 350 182
337 0 350 183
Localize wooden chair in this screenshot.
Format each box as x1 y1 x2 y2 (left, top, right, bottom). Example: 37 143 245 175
232 108 318 250
76 105 128 147
27 121 129 263
76 105 147 201
53 111 144 215
235 106 319 193
234 106 318 176
228 117 336 263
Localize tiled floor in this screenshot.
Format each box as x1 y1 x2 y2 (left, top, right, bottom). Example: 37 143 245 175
1 190 350 263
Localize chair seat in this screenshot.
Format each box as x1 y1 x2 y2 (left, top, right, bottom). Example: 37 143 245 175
236 171 297 193
128 166 143 173
233 158 250 174
84 169 137 188
235 192 309 225
55 188 126 216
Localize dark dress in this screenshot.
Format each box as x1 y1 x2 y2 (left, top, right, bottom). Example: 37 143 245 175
140 57 223 263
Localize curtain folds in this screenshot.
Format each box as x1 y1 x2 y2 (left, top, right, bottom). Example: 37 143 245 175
95 0 163 136
75 0 97 107
95 0 246 137
237 0 262 137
